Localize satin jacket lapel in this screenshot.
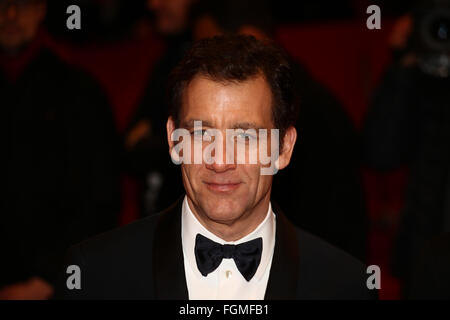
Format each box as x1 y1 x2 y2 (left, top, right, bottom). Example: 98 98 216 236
153 196 189 299
264 202 300 299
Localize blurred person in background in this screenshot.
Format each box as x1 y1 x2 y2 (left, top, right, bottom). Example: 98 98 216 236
0 0 120 299
123 0 199 217
190 0 368 261
363 0 450 296
45 0 147 43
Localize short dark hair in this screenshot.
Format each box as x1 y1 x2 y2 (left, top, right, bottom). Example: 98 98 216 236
167 35 298 140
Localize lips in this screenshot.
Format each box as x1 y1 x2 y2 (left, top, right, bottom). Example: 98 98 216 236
204 181 241 192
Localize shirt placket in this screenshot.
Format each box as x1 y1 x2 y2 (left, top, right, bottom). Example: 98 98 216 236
217 258 238 299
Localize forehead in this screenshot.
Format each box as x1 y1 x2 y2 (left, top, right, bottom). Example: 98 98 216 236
180 74 274 128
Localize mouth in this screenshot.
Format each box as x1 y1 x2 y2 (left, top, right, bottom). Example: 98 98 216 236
204 181 242 193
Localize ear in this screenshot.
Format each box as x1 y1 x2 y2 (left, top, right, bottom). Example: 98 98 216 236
276 126 297 171
166 116 176 152
167 116 182 163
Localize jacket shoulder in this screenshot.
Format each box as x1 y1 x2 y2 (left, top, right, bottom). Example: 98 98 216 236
295 228 377 299
55 214 161 299
77 213 161 259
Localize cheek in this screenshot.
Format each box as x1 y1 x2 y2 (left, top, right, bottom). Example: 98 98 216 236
258 175 273 192
241 165 262 191
181 164 202 189
247 165 272 195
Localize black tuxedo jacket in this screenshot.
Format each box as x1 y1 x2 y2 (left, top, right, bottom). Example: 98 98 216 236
56 197 376 300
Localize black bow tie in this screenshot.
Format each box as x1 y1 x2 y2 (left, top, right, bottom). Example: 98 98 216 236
194 233 263 282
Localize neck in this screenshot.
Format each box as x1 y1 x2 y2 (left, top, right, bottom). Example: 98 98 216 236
187 191 271 242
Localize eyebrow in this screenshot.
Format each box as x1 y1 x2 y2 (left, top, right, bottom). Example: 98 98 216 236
231 122 266 130
180 119 266 130
180 119 214 129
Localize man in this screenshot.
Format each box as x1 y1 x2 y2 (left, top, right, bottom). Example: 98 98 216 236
0 0 120 299
191 0 368 261
58 35 375 300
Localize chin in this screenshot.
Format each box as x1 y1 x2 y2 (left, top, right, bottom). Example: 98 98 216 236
201 197 246 223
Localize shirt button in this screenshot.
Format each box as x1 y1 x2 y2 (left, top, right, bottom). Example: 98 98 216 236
225 270 232 279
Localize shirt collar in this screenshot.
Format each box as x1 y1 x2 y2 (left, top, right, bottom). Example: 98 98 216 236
181 195 276 282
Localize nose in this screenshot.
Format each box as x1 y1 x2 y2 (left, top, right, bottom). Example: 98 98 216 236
205 160 236 173
204 134 237 173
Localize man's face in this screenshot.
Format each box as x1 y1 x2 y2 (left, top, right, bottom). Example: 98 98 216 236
148 0 193 35
0 0 46 52
167 75 295 229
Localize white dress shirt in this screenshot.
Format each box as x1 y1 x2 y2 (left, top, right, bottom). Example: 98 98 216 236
181 196 276 300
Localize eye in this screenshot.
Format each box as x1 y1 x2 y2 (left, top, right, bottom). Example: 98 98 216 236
237 132 257 140
192 129 209 138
